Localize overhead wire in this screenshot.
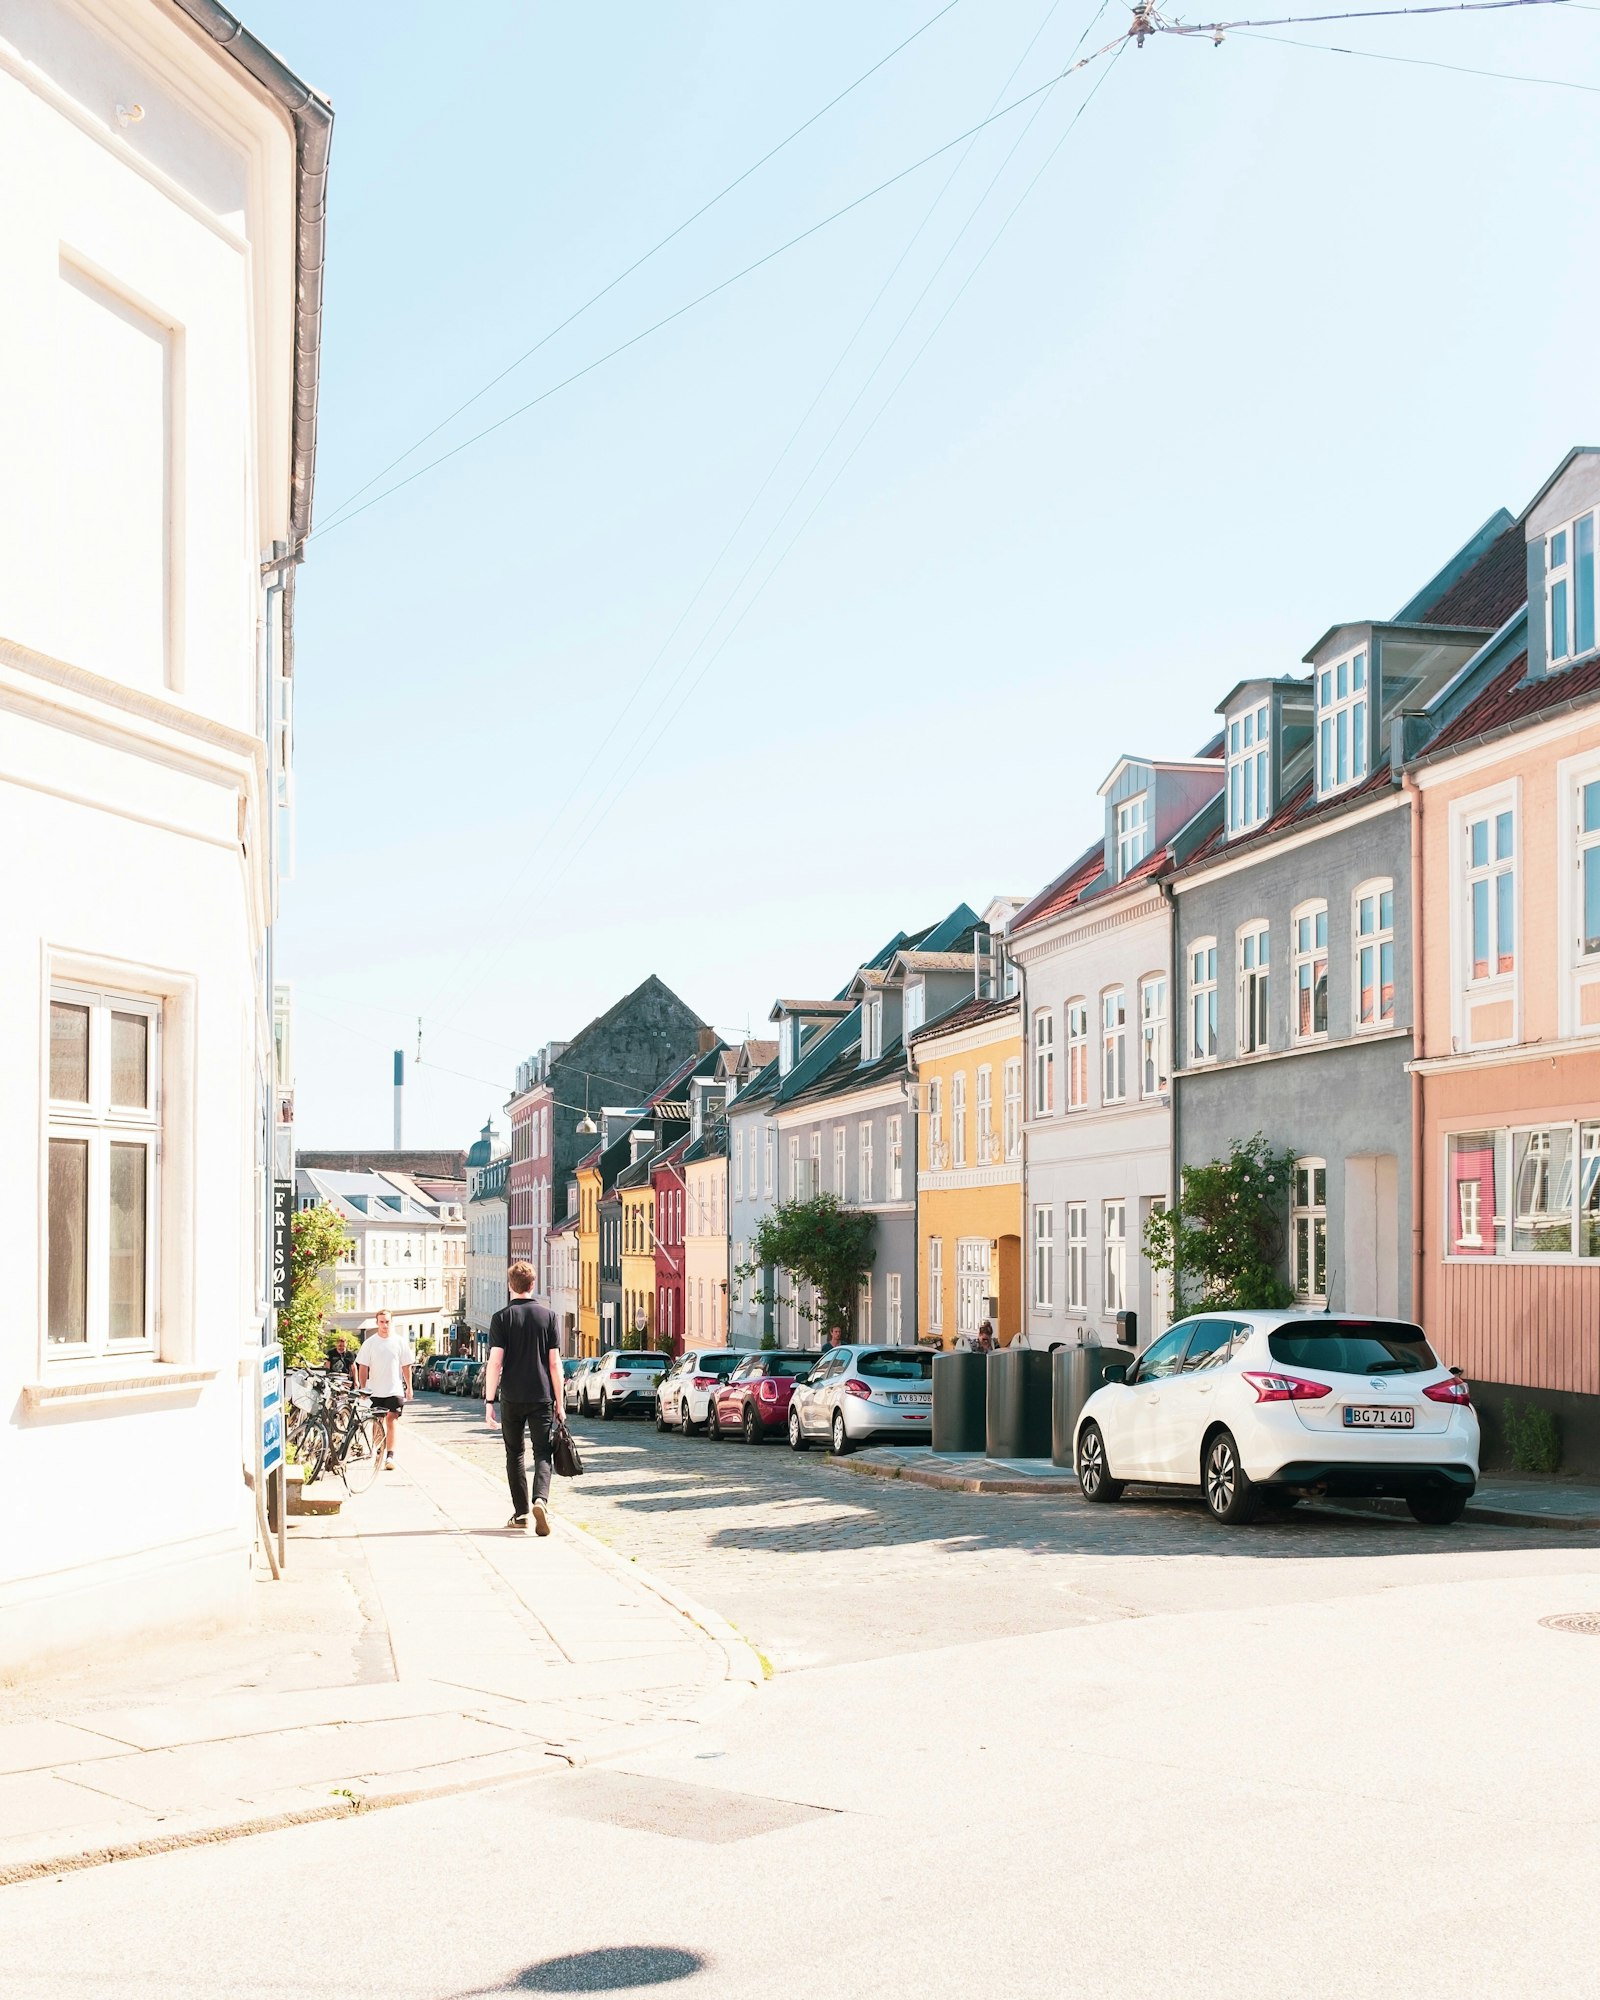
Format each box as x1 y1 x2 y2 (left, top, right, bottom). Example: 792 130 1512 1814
1163 0 1568 29
315 0 968 526
1230 23 1600 86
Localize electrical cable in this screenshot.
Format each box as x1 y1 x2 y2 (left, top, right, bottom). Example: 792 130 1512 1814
1164 0 1568 29
1231 23 1600 87
316 0 968 525
309 32 1128 544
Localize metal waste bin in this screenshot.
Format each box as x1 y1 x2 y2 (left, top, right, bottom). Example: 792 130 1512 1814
986 1346 1054 1459
932 1351 987 1453
1052 1343 1131 1468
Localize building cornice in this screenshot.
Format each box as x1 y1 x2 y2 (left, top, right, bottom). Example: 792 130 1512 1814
1172 791 1405 893
1178 1025 1412 1079
918 1165 1021 1193
774 1081 911 1126
1410 1033 1599 1076
1009 889 1167 966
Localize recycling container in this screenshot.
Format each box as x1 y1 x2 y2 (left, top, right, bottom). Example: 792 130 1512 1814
985 1346 1054 1460
1052 1343 1132 1468
931 1351 987 1454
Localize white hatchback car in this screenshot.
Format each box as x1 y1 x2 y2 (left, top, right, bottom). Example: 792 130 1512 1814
655 1348 756 1434
1074 1313 1479 1526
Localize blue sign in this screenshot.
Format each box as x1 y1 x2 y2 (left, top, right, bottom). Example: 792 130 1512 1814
262 1347 284 1476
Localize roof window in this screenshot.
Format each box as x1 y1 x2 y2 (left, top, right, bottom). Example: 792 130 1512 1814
1114 793 1150 880
1316 648 1368 798
1227 700 1270 836
1547 510 1597 668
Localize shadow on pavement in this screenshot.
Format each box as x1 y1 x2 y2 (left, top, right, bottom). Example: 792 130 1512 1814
465 1945 706 1992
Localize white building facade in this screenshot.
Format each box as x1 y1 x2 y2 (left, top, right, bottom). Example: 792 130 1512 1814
0 0 328 1674
298 1170 459 1353
466 1140 508 1352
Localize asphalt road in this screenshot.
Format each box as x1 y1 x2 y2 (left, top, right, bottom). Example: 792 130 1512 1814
5 1393 1598 2000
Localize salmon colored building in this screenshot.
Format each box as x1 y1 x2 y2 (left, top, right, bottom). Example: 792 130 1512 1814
1413 449 1600 1472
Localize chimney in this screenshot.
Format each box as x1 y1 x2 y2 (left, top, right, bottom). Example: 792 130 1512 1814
697 1026 718 1055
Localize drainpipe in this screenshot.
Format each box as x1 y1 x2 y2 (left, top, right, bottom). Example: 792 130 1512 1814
1162 878 1181 1329
1017 949 1030 1347
1404 770 1426 1323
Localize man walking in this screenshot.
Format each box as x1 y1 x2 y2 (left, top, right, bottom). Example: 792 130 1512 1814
484 1261 563 1534
355 1311 412 1470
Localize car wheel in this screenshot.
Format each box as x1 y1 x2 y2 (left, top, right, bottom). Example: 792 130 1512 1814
654 1398 668 1432
742 1405 762 1446
1202 1428 1261 1525
788 1407 808 1452
708 1402 722 1441
679 1400 695 1437
1407 1487 1469 1526
831 1408 850 1456
600 1392 612 1422
1076 1421 1123 1503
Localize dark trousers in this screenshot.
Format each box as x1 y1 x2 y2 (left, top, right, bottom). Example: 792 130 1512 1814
502 1400 554 1515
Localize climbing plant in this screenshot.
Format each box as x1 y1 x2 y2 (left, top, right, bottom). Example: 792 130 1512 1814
277 1200 351 1369
739 1194 876 1339
1143 1134 1297 1313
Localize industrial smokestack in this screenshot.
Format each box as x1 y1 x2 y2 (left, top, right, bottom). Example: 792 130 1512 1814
393 1050 403 1149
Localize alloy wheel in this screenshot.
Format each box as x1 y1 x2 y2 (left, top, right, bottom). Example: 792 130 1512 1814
831 1409 848 1456
1079 1428 1104 1497
1205 1437 1236 1515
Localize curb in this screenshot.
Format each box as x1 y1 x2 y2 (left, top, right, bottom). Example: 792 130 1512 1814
825 1454 1082 1498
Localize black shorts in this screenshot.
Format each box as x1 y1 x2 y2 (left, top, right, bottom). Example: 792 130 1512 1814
369 1395 404 1415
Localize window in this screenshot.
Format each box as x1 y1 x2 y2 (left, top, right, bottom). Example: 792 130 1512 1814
734 1134 744 1201
1292 1160 1328 1303
887 1115 903 1199
927 1077 944 1166
887 1271 902 1343
1101 988 1127 1103
764 1128 774 1198
1139 976 1168 1096
788 1134 801 1199
1449 1123 1600 1261
1237 922 1270 1055
1116 793 1150 879
957 1239 989 1336
1354 880 1396 1029
1003 1059 1023 1160
976 1066 993 1163
862 998 883 1063
928 1236 944 1334
1033 1010 1055 1115
1032 1204 1054 1309
834 1125 846 1196
1227 700 1271 835
1065 999 1089 1110
1065 1202 1087 1311
1547 510 1597 668
47 988 160 1355
1292 903 1329 1040
808 1129 821 1198
1464 805 1516 981
1102 1201 1126 1314
858 1122 874 1203
903 981 926 1037
1580 775 1600 963
1316 647 1369 796
857 1273 872 1338
952 1072 968 1167
1189 941 1218 1063
1130 1326 1188 1382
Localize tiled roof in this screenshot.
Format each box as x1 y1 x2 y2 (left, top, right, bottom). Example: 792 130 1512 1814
1010 842 1104 932
896 950 977 972
909 992 1020 1047
1419 649 1600 759
1180 763 1394 872
1413 518 1527 630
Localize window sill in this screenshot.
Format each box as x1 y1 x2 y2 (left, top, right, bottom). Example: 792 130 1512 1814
23 1362 219 1412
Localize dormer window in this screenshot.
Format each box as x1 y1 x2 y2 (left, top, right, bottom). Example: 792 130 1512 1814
1227 701 1270 835
1115 794 1150 879
1316 649 1369 797
1547 511 1596 668
861 998 883 1063
903 980 926 1037
778 1018 798 1075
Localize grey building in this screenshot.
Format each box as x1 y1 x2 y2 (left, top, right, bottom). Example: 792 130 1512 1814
1171 510 1527 1317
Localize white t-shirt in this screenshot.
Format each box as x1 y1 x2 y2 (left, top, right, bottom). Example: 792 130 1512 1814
356 1332 413 1400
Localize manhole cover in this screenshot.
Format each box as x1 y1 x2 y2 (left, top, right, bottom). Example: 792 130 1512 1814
1539 1612 1600 1636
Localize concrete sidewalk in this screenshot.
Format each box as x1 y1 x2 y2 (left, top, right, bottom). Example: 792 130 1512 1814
831 1444 1600 1527
0 1426 759 1886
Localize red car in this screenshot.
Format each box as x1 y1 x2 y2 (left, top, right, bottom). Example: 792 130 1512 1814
709 1352 821 1444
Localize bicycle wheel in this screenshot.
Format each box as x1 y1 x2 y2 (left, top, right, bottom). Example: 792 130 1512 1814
296 1418 329 1488
340 1415 386 1494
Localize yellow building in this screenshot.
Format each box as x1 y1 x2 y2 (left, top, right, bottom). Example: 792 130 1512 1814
912 995 1024 1345
576 1150 602 1356
619 1163 657 1345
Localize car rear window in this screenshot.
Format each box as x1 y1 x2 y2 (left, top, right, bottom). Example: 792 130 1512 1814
610 1353 667 1370
856 1350 935 1380
767 1354 820 1378
701 1353 741 1377
1267 1321 1437 1376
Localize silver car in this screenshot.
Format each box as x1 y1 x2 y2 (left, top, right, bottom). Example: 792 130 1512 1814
787 1345 936 1455
564 1356 600 1416
655 1347 756 1434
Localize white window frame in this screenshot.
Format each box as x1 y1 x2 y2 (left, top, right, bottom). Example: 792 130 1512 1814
1188 940 1218 1065
1115 792 1150 879
1353 878 1396 1032
1102 1200 1127 1316
46 985 162 1360
833 1124 847 1197
1065 1202 1087 1312
861 998 883 1063
1100 987 1127 1104
1033 1010 1055 1116
975 1065 994 1164
956 1238 989 1337
734 1133 744 1201
1559 751 1600 1040
1237 920 1270 1056
1003 1059 1023 1161
1032 1203 1054 1310
1546 508 1597 669
886 1270 902 1343
927 1076 944 1168
952 1070 968 1167
1139 975 1168 1097
1292 1158 1328 1303
928 1235 944 1334
764 1127 774 1199
1226 699 1271 837
1291 901 1329 1044
887 1114 903 1200
856 1272 872 1339
1443 1121 1600 1263
1065 999 1089 1111
903 980 926 1038
1316 645 1370 798
788 1133 801 1200
858 1121 874 1203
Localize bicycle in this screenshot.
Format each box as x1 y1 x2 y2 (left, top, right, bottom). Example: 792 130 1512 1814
286 1372 386 1493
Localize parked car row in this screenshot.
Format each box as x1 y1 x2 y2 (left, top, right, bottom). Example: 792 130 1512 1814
416 1354 484 1396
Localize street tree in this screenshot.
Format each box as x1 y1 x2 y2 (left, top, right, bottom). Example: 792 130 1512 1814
1142 1134 1297 1314
741 1193 876 1339
278 1200 351 1368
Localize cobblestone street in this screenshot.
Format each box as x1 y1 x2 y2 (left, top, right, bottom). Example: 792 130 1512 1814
418 1393 1597 1676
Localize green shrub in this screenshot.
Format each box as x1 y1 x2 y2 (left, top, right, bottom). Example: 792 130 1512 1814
1501 1399 1561 1475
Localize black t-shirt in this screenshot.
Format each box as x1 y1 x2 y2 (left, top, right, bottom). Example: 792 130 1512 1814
489 1298 559 1406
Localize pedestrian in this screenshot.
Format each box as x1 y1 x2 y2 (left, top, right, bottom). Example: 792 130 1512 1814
976 1322 996 1353
827 1325 843 1348
354 1311 412 1471
484 1261 563 1535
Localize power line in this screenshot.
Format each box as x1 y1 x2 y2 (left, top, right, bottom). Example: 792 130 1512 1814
309 33 1128 545
1233 23 1600 86
1163 0 1569 29
315 0 967 527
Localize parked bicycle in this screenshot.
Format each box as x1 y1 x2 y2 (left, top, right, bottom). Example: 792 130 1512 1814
286 1369 387 1494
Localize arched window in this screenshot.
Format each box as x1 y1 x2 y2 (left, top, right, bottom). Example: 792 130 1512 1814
1292 1159 1328 1303
1188 940 1218 1063
1237 920 1270 1055
1065 999 1089 1109
1353 879 1395 1029
1291 901 1329 1041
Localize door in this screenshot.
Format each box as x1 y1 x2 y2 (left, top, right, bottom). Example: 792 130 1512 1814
956 1240 990 1339
1153 1318 1240 1479
797 1351 845 1437
1116 1325 1192 1478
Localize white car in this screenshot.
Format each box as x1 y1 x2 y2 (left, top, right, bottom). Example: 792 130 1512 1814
787 1345 935 1455
589 1349 669 1420
1073 1312 1479 1526
655 1347 756 1434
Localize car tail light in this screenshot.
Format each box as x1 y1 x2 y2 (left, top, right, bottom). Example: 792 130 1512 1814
693 1375 716 1390
1424 1377 1473 1406
756 1379 779 1401
845 1379 871 1400
1242 1371 1332 1403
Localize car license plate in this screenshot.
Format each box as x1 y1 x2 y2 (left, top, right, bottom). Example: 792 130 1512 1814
1343 1405 1414 1428
894 1392 932 1406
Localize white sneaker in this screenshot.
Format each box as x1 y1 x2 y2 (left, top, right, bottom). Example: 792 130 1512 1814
531 1498 551 1538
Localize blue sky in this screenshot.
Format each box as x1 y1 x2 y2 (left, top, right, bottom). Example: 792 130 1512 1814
249 0 1600 1149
